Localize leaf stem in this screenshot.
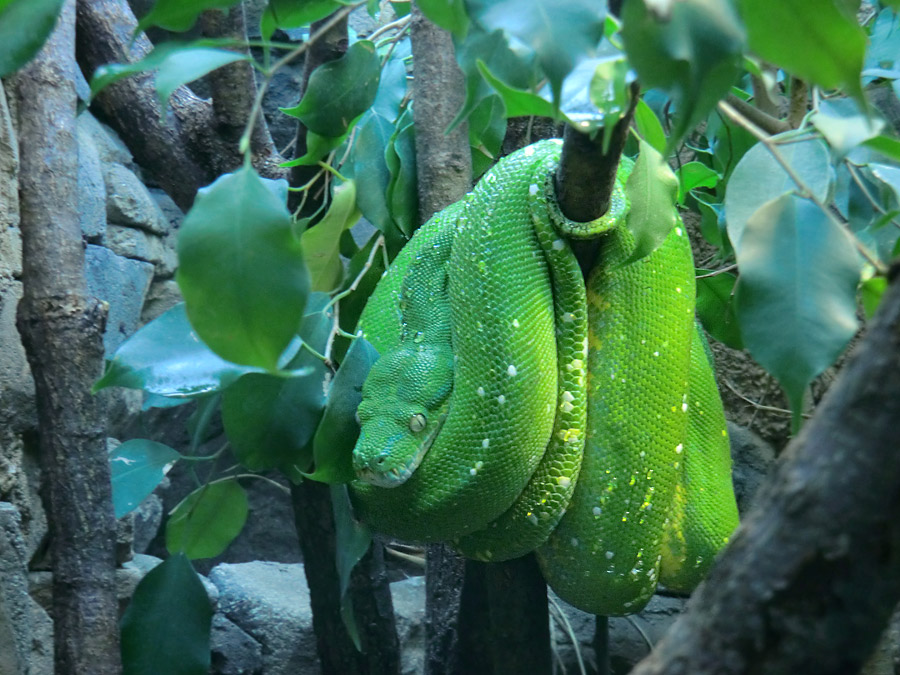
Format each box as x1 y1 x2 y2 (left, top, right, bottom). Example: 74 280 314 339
846 162 900 231
695 264 738 279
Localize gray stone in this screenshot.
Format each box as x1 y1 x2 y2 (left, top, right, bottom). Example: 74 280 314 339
141 279 182 324
84 244 154 355
148 187 184 237
211 613 264 675
132 493 163 555
27 597 53 675
0 279 35 432
77 119 107 241
0 503 31 675
728 422 777 514
0 80 21 280
118 554 219 613
390 576 426 675
117 513 135 566
74 64 91 102
0 435 46 565
102 223 177 277
209 562 319 675
77 111 134 168
104 163 168 234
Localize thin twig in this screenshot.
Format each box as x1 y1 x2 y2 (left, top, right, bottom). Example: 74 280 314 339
548 595 587 675
696 264 738 279
722 377 810 418
230 473 292 494
369 13 412 42
846 162 900 231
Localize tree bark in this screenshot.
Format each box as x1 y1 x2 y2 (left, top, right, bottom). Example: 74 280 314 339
630 262 900 675
408 5 474 673
13 1 120 672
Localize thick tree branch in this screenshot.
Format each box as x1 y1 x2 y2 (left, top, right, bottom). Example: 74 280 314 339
631 264 900 675
13 1 120 671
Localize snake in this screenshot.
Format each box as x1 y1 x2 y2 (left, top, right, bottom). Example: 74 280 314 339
349 140 739 616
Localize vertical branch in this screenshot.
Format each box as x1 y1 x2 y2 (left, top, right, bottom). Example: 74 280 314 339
408 3 473 673
13 1 120 672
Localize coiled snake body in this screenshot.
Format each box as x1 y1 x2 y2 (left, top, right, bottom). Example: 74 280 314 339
350 140 739 616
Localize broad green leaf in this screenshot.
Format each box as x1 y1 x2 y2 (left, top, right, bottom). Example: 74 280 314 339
677 162 719 204
633 98 666 155
622 0 745 148
623 139 679 264
738 0 866 104
586 54 632 135
262 0 349 31
349 112 398 236
372 53 408 123
861 276 887 320
331 484 372 650
0 0 64 78
467 94 506 178
696 270 742 349
865 135 900 164
694 192 727 250
477 60 557 118
281 130 348 167
333 234 389 362
734 194 861 429
811 99 884 157
304 337 379 483
93 303 269 398
166 480 249 559
385 112 419 237
121 554 212 675
177 166 309 371
136 0 241 33
302 180 362 292
222 299 332 474
417 0 470 36
90 44 247 108
465 0 606 105
109 440 182 519
282 41 381 138
724 138 832 249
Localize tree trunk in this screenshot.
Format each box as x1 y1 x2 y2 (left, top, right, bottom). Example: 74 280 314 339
13 1 120 672
630 262 900 675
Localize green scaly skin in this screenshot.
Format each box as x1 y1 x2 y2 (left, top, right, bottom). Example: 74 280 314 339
350 140 739 616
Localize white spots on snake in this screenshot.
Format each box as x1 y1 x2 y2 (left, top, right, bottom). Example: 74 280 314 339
570 537 580 547
469 460 485 476
497 394 506 405
527 512 538 525
605 550 615 560
557 476 571 488
476 386 486 397
562 312 575 323
675 443 684 454
507 364 517 377
675 287 682 294
567 358 584 372
561 400 574 414
512 318 520 328
481 438 490 449
528 183 539 196
722 429 728 437
524 145 535 156
562 390 575 403
682 394 689 412
653 351 660 357
592 506 603 517
552 239 566 251
675 227 683 237
640 339 646 344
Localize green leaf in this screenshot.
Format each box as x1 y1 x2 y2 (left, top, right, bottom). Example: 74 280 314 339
0 0 64 78
90 43 247 108
177 166 309 371
262 0 349 30
477 60 557 118
282 40 381 138
121 554 212 675
861 276 887 320
93 303 269 398
696 271 743 349
467 94 507 178
465 0 606 105
734 194 861 429
302 180 362 292
811 99 884 157
621 0 745 148
724 138 832 248
166 480 249 559
623 139 679 264
109 440 182 519
417 0 470 36
136 0 242 33
385 112 419 238
349 112 397 236
281 130 348 167
633 98 667 155
738 0 866 104
304 337 379 483
585 54 632 135
869 162 900 207
331 484 372 650
677 161 719 204
222 300 332 475
864 135 900 164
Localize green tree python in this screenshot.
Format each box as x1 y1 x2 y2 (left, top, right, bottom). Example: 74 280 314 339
349 140 739 616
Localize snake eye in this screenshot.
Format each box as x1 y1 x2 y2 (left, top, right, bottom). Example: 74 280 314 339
409 413 427 433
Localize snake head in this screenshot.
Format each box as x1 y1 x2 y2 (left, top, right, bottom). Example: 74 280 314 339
353 343 453 488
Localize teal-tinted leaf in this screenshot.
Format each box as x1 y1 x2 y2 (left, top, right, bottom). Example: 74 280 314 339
696 270 742 349
262 0 348 30
302 180 362 292
724 138 832 248
693 192 727 250
385 113 419 237
166 480 249 559
121 554 212 675
811 99 884 157
734 194 861 429
467 94 506 178
861 276 888 320
633 97 667 155
177 166 309 371
417 0 470 36
93 303 265 398
477 60 557 118
372 53 408 123
865 9 900 76
305 337 379 483
583 54 632 136
677 161 719 204
331 484 372 650
870 162 900 207
282 41 381 138
136 0 241 33
738 0 866 104
622 0 745 148
110 440 181 519
222 301 332 474
349 112 397 236
623 139 679 264
465 0 606 104
0 0 64 78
